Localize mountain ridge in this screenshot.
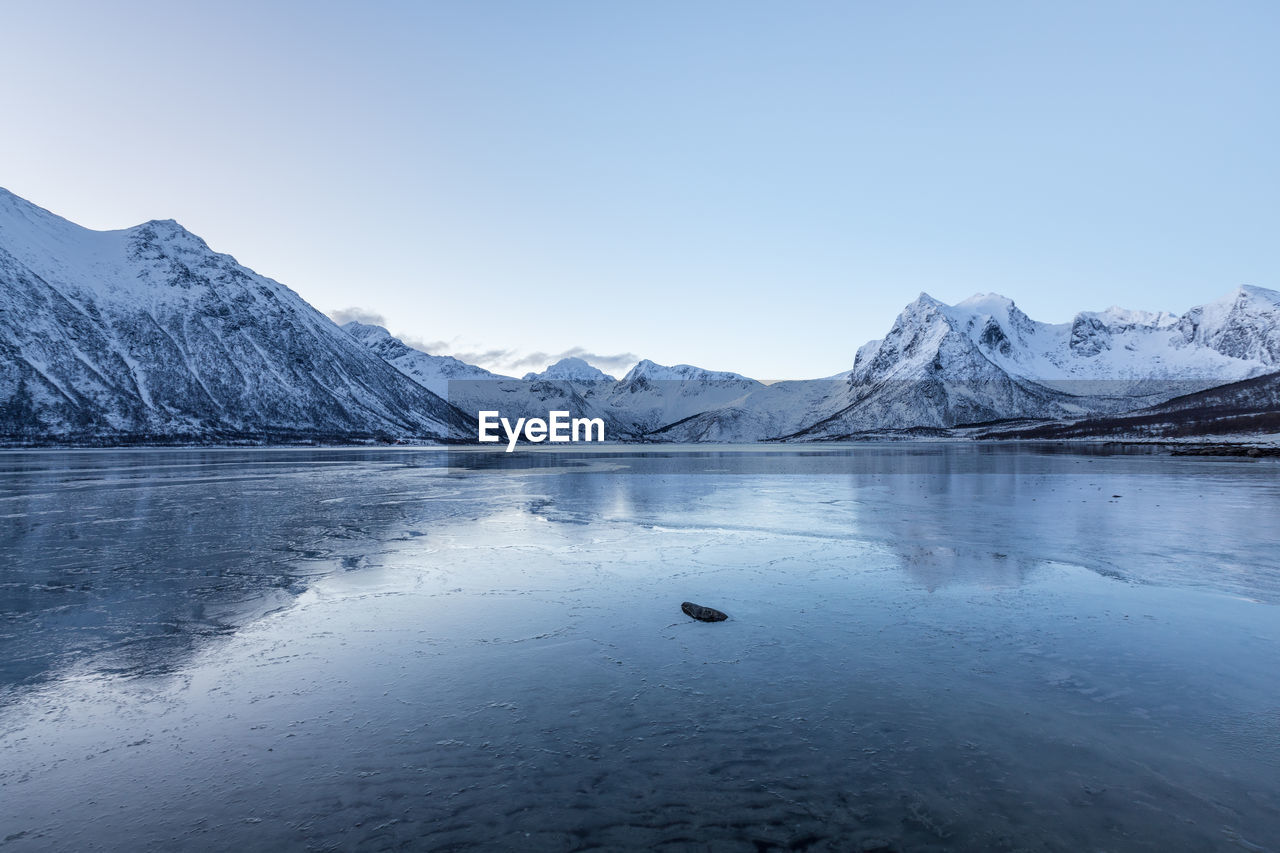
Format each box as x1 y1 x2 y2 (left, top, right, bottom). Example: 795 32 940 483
0 188 471 443
2 188 1277 445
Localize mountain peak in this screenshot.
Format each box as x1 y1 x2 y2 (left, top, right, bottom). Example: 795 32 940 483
1234 284 1280 304
621 359 754 384
135 217 195 236
1177 284 1280 365
523 357 615 382
341 320 393 339
956 292 1016 311
908 292 946 309
1191 284 1280 315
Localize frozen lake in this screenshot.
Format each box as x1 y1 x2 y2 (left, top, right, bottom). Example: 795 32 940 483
1 445 1277 851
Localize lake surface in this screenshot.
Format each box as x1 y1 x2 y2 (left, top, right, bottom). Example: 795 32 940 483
0 445 1277 852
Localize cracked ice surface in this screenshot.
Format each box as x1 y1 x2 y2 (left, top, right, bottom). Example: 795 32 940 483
0 445 1278 851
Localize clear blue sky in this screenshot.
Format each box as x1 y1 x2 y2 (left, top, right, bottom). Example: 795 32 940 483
3 1 1277 379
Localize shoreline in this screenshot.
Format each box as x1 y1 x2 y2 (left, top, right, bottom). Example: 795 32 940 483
1 436 1277 457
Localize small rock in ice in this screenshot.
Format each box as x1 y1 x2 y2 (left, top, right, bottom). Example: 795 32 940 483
681 601 727 622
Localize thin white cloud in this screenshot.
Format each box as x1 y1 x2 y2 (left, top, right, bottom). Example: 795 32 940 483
327 307 388 327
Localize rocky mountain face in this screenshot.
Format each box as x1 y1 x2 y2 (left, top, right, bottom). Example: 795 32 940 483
0 189 470 443
1174 285 1280 366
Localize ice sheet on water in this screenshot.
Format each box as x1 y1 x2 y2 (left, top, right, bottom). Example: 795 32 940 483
0 445 1278 851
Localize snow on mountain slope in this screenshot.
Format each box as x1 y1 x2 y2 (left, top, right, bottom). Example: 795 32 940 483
857 291 1265 386
342 321 506 398
441 370 632 441
339 326 629 434
647 376 849 442
978 294 1266 395
339 327 754 439
792 288 1280 439
616 359 751 384
664 289 1280 441
787 294 1097 438
1175 285 1280 366
0 188 470 442
347 286 1278 443
6 187 1277 445
523 357 615 382
603 360 763 433
338 322 771 437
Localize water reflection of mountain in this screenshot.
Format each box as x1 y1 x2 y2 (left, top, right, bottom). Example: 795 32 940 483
4 445 1277 691
468 445 1280 599
0 449 466 687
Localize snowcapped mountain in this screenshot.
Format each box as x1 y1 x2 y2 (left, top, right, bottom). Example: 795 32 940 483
4 187 1277 446
645 376 848 443
790 289 1279 439
603 360 763 433
337 329 629 434
0 188 470 443
339 328 768 439
654 289 1280 441
853 291 1266 386
523 357 615 382
1174 285 1280 366
617 359 752 385
346 286 1280 443
342 321 506 398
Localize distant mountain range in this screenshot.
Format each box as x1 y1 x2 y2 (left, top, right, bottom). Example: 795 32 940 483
2 188 1277 445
